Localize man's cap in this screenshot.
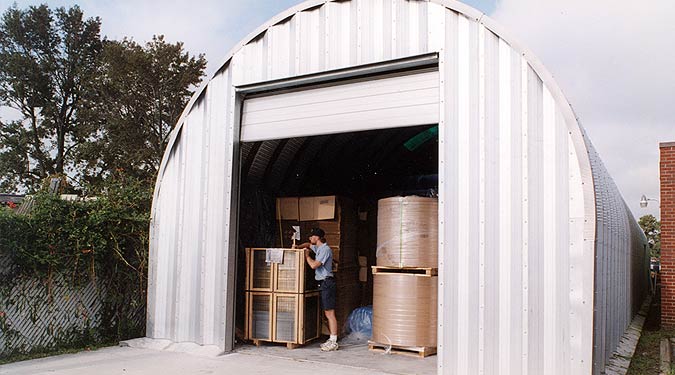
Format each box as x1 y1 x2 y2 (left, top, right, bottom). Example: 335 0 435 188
310 228 325 238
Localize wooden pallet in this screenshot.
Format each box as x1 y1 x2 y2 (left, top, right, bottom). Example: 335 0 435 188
371 266 438 276
368 340 437 358
252 339 301 350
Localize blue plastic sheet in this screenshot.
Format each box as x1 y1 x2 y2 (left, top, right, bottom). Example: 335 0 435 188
344 306 373 337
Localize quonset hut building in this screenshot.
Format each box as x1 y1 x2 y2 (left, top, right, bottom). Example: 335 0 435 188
145 1 649 374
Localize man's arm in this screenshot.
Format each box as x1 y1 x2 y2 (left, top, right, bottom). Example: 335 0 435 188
305 249 322 270
292 242 311 249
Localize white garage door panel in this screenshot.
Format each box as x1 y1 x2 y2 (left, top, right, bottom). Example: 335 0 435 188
243 88 438 125
241 70 439 142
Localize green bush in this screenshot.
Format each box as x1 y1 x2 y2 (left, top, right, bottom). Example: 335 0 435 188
0 177 151 354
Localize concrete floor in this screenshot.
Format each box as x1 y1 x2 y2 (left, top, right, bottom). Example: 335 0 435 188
0 338 436 375
235 337 436 375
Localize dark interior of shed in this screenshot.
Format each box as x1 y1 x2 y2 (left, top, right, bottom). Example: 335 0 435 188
234 124 438 342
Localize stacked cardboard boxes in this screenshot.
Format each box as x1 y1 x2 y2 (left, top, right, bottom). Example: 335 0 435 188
275 196 361 335
275 196 358 269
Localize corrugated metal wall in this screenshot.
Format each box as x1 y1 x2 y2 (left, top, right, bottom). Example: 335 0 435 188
436 9 594 373
148 1 648 374
585 134 649 374
147 69 236 347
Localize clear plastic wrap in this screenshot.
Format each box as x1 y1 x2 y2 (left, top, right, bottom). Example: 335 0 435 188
340 306 373 346
372 273 437 347
376 196 438 268
345 306 373 336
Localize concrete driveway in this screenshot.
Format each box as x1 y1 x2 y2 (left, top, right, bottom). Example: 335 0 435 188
0 335 439 375
0 346 391 375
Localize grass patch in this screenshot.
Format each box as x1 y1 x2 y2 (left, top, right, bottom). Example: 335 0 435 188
628 286 670 375
628 329 663 374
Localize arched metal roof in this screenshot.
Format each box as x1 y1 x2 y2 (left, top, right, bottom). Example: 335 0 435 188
148 2 648 374
154 0 589 190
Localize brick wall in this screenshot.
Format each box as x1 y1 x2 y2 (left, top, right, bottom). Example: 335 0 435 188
661 141 675 327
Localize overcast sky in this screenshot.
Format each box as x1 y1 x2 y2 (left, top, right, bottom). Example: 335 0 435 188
2 0 672 220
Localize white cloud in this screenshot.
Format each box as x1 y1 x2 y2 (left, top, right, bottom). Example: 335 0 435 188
93 0 302 77
491 0 675 219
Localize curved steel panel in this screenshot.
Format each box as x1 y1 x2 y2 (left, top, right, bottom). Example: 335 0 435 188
584 131 649 373
149 2 648 374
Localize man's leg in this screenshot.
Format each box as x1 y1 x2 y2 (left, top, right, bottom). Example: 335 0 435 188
321 309 339 351
325 309 338 336
319 278 338 351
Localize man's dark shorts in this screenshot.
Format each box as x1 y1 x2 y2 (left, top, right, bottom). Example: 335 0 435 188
317 277 336 310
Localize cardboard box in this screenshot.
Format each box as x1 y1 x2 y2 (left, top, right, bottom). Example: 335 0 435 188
277 197 299 220
324 234 341 247
302 220 340 234
299 196 336 221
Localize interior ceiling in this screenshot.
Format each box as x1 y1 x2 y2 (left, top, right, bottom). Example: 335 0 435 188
240 124 438 198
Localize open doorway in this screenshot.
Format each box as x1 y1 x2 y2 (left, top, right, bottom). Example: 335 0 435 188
233 124 438 374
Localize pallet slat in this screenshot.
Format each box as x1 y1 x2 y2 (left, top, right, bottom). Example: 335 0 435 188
253 339 300 350
368 340 437 358
371 266 438 276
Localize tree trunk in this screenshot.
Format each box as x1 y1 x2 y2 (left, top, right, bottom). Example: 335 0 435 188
56 125 65 174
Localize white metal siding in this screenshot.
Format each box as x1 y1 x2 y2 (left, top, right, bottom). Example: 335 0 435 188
148 70 236 349
435 8 594 372
241 70 440 141
149 1 648 373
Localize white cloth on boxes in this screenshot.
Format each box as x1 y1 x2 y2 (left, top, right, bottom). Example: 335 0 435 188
265 248 284 264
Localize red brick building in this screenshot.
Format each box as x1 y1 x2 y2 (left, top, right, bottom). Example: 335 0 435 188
661 141 675 327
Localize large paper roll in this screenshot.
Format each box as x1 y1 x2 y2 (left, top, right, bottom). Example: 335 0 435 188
372 273 437 347
376 196 438 267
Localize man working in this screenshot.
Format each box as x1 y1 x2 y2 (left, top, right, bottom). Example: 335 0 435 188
293 228 338 351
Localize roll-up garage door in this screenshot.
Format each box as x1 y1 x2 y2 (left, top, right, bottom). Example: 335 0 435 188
240 69 439 142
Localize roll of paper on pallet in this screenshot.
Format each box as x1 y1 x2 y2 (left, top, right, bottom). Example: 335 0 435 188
376 196 438 268
372 272 438 348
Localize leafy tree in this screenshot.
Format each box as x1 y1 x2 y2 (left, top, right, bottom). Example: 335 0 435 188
638 214 661 257
78 36 206 185
0 4 102 192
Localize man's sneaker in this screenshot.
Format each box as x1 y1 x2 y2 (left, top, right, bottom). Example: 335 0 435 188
320 340 338 352
320 338 334 349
